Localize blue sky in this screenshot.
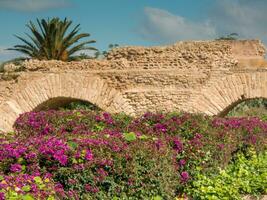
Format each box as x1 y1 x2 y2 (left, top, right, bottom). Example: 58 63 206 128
0 0 267 61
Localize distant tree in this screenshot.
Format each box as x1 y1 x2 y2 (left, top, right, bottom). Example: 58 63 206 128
72 53 95 61
216 33 239 40
95 43 119 58
8 18 97 61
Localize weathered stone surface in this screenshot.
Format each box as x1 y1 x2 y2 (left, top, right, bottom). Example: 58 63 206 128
0 40 267 132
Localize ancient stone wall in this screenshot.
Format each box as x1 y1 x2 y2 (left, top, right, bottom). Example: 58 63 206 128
0 40 267 132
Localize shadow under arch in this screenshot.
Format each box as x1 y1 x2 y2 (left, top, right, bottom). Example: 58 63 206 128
218 97 267 117
33 97 101 111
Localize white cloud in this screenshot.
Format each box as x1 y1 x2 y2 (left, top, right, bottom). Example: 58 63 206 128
139 1 267 45
139 7 216 43
0 0 69 12
210 0 267 43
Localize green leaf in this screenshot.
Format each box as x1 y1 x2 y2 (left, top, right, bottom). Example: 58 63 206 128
68 141 78 149
139 135 149 140
152 196 162 200
22 185 31 192
22 194 34 200
123 132 137 142
47 196 55 200
33 176 42 184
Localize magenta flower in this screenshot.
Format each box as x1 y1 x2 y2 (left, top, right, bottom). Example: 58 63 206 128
10 164 22 173
84 184 99 193
173 137 183 153
180 171 190 183
0 192 4 200
155 140 164 150
25 152 37 160
218 144 225 150
53 152 68 165
179 159 186 166
85 149 93 161
154 123 167 133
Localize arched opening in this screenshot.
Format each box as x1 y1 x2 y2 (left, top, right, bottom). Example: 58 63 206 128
219 98 267 117
33 97 101 111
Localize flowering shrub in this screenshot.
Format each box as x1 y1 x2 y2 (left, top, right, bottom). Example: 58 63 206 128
0 174 58 199
0 111 266 199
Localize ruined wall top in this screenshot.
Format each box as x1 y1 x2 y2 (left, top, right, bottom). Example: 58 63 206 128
107 40 265 60
3 39 265 73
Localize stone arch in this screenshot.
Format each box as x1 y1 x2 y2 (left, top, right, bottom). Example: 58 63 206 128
190 72 267 116
0 73 134 132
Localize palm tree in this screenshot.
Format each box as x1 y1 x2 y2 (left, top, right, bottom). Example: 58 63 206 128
8 18 97 61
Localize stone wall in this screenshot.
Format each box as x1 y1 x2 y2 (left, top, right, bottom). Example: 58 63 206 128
0 39 267 132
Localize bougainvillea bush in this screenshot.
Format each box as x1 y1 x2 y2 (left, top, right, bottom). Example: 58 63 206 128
1 111 266 199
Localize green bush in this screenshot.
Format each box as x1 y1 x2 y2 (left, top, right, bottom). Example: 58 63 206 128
186 148 267 200
227 98 267 118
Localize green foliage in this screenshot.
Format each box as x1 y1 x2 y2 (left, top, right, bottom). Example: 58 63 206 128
60 100 101 111
8 17 97 61
72 52 94 61
216 33 239 40
227 98 267 118
186 149 267 199
123 132 137 142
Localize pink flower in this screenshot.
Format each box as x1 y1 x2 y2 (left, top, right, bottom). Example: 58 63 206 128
10 164 22 173
84 184 99 193
180 171 190 183
85 149 93 161
218 144 225 150
0 192 4 200
173 137 183 153
179 159 186 166
25 152 37 160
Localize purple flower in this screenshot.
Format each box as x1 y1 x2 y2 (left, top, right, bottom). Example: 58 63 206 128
0 192 4 200
154 123 167 133
68 179 77 184
249 135 257 145
85 149 93 161
95 115 101 122
25 152 37 160
180 171 190 183
41 124 53 135
179 159 186 166
195 133 203 139
84 184 99 193
155 140 164 150
218 144 225 150
97 168 108 177
54 153 68 165
10 164 22 173
173 137 183 153
103 112 114 124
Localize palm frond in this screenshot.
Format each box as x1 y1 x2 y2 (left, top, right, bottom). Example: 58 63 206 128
8 17 97 61
68 41 98 55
